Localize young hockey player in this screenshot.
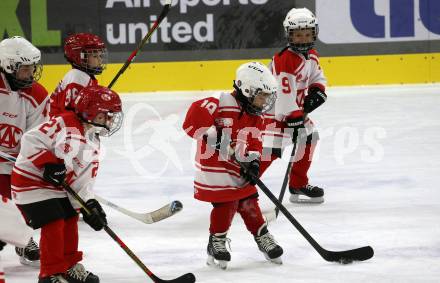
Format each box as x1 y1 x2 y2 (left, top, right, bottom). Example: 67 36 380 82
183 62 283 269
0 36 49 266
11 85 123 283
49 33 107 116
261 7 328 203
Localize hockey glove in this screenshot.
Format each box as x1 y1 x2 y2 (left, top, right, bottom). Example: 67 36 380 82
43 163 66 186
303 88 327 114
286 114 307 141
81 199 107 231
240 159 260 186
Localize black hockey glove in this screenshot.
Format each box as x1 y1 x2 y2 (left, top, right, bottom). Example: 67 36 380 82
240 158 260 186
286 115 307 142
43 163 66 186
285 116 305 130
81 199 107 231
303 88 327 114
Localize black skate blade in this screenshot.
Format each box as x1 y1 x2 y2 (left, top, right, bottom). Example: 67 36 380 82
323 246 374 263
153 272 196 283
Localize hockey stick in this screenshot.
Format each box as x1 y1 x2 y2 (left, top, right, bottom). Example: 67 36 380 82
0 151 15 163
0 151 182 225
62 182 196 283
255 177 373 263
95 195 182 224
107 0 172 89
226 148 373 263
274 130 298 218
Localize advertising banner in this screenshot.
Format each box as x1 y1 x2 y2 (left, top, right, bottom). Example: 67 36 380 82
0 0 292 55
316 0 440 43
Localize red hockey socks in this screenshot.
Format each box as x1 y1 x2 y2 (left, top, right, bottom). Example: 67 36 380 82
39 216 82 278
289 143 315 188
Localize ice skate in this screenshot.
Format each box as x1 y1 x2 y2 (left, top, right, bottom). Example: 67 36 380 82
289 185 324 204
65 263 100 283
254 225 283 264
38 274 69 283
15 237 40 267
206 232 231 270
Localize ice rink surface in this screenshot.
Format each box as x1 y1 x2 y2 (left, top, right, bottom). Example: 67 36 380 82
2 84 440 282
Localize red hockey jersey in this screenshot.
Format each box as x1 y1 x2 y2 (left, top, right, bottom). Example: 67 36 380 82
183 92 264 203
49 69 98 116
0 73 49 174
11 112 100 208
263 49 327 149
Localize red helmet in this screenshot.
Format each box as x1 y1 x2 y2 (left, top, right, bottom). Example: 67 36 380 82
63 33 107 75
74 85 123 136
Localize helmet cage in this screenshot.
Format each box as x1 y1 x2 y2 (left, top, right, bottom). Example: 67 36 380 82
234 82 277 116
286 26 318 54
247 87 277 115
97 111 124 137
75 48 108 76
9 62 43 88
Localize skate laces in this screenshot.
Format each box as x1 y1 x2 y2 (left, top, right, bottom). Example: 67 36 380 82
212 235 231 253
26 237 39 252
67 263 90 280
256 232 278 252
305 185 316 191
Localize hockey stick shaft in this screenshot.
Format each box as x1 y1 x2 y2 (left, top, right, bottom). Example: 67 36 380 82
95 195 182 224
107 0 172 89
274 130 298 217
0 151 182 225
0 151 16 163
62 182 196 283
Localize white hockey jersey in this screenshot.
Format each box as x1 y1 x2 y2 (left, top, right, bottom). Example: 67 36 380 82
0 73 49 174
49 69 98 116
11 112 100 208
263 48 327 148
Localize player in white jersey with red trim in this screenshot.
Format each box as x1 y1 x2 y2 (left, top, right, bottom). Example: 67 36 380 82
49 33 107 117
183 62 283 269
0 36 49 267
11 85 123 283
260 8 328 203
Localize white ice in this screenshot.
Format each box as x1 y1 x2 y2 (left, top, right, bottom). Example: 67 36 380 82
2 84 440 282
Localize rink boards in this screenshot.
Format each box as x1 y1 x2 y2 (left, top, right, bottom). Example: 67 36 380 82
39 52 440 93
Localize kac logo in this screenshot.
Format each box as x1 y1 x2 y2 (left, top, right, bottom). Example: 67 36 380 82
0 124 23 149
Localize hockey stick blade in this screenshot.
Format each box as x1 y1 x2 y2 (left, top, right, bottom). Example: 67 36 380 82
95 196 183 224
149 200 183 223
321 246 374 263
152 272 196 283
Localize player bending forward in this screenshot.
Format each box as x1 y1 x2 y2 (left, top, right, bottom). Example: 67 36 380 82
261 7 328 203
183 62 283 269
11 85 123 283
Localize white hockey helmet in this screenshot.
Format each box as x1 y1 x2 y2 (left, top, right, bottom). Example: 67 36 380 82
283 7 318 53
233 62 277 115
0 36 42 88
